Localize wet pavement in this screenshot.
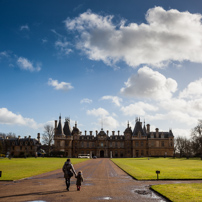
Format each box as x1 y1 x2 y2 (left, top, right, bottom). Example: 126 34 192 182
0 158 202 202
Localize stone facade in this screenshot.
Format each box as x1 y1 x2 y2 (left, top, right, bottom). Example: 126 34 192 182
0 134 40 157
54 116 174 158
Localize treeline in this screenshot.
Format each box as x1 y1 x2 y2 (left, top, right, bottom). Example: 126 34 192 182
175 120 202 158
0 132 17 139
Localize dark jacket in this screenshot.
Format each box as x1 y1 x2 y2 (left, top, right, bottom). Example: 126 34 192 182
76 174 84 186
62 161 76 178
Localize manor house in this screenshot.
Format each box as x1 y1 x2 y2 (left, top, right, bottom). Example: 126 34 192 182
54 115 174 158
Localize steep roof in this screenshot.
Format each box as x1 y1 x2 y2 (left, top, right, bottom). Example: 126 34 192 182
63 118 72 136
132 121 147 137
57 115 63 135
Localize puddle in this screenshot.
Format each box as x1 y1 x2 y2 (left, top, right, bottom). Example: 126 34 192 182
27 201 47 202
84 183 93 186
134 189 167 202
97 196 112 200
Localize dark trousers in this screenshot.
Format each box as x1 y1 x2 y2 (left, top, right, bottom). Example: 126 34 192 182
65 178 70 189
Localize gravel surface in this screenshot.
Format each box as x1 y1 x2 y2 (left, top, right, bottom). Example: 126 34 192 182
1 158 202 202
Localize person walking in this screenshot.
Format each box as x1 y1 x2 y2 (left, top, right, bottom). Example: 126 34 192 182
75 171 84 191
62 159 77 191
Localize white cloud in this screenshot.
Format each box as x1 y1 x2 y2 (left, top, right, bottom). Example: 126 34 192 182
80 98 93 104
101 95 122 106
42 39 48 44
121 102 158 116
65 7 202 67
120 66 177 100
98 116 119 130
0 108 39 129
87 107 109 117
55 40 72 55
48 78 74 91
172 128 191 138
20 25 30 31
17 57 41 72
87 107 119 130
146 111 197 126
0 51 9 58
179 78 202 99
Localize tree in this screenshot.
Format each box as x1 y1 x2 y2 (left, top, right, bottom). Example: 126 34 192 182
191 120 202 159
0 141 2 154
42 125 54 156
175 136 186 158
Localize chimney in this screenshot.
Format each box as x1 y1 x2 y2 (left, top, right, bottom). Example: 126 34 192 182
29 135 31 140
18 136 21 140
156 128 159 138
85 130 87 136
75 121 77 128
37 133 40 143
118 130 120 136
112 131 115 136
24 136 27 139
90 131 92 136
107 130 109 136
140 122 142 127
55 120 57 128
127 121 129 128
146 124 150 133
96 130 98 135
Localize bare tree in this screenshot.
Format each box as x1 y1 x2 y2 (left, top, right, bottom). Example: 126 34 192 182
42 125 54 156
0 141 2 154
191 120 202 159
175 136 186 158
0 133 6 139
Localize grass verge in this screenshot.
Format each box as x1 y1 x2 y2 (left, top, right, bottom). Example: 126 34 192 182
111 158 202 180
151 183 202 202
0 157 88 181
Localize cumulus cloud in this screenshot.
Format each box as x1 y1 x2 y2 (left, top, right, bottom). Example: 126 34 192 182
179 78 202 99
17 57 41 72
87 108 109 117
101 95 122 106
20 24 30 31
80 98 93 104
87 107 119 130
146 111 197 126
48 78 74 91
0 108 39 129
120 66 177 100
121 102 158 116
64 7 202 67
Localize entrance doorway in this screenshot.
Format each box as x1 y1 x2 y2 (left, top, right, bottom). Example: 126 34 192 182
136 150 139 157
100 150 104 158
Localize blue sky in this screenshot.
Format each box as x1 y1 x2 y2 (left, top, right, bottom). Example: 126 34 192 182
1 0 202 139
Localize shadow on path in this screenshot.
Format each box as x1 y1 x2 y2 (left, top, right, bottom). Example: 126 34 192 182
0 189 76 199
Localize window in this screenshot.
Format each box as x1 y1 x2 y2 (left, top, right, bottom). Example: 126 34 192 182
87 142 89 148
141 141 144 147
161 141 164 147
81 142 84 147
141 150 144 156
135 142 139 147
110 142 112 147
115 142 118 148
101 142 103 147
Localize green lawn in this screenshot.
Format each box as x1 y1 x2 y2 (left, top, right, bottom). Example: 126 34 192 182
111 158 202 180
0 157 88 181
151 183 202 202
